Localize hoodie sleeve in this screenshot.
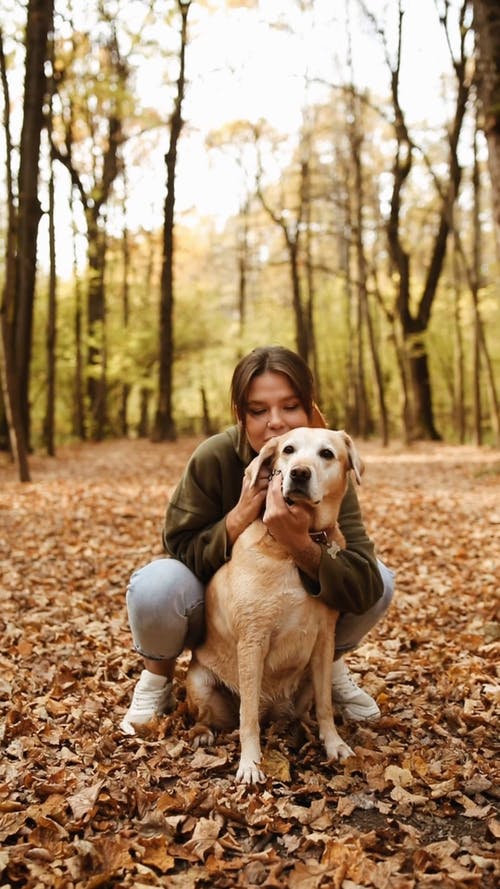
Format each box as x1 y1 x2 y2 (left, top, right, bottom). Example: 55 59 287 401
162 433 245 583
299 478 383 614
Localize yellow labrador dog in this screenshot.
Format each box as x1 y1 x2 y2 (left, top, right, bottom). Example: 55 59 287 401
186 427 363 783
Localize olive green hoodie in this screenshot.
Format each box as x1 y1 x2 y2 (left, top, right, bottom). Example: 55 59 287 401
163 425 383 615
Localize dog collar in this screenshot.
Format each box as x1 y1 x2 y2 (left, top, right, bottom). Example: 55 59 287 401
309 529 341 560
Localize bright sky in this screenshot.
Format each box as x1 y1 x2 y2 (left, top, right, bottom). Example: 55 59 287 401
128 0 455 227
44 0 460 275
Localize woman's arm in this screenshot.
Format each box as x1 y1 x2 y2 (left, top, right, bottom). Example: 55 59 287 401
163 432 268 583
263 473 383 614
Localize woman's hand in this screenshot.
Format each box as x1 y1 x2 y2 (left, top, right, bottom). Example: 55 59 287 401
263 472 310 548
263 473 321 578
225 456 270 544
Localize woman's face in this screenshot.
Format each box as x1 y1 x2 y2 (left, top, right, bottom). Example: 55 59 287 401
242 371 310 454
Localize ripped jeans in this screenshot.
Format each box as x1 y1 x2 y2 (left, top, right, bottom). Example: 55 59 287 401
126 558 395 661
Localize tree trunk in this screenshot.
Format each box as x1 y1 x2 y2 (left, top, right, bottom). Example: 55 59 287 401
72 213 86 440
289 237 309 363
0 321 30 480
473 0 500 243
451 234 466 442
0 1 52 478
471 128 482 445
470 126 500 444
385 1 471 440
303 166 321 403
347 89 382 441
301 154 318 385
257 164 310 363
138 387 151 438
237 198 250 340
120 192 131 438
15 0 53 449
200 386 214 436
43 152 57 456
341 224 355 433
86 211 108 441
153 1 191 442
0 30 24 469
50 23 126 443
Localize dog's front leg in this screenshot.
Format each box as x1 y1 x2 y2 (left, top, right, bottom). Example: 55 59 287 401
236 641 266 783
311 616 354 763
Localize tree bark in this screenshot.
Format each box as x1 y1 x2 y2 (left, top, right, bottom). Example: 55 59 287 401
153 0 191 442
256 152 310 364
0 2 53 478
71 197 86 441
15 0 53 449
43 152 57 456
385 1 471 440
43 46 57 457
51 22 126 442
85 212 108 440
473 0 500 242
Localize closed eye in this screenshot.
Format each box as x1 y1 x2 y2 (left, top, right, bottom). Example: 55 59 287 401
319 448 335 460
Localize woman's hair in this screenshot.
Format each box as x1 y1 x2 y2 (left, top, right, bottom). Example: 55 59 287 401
230 345 316 423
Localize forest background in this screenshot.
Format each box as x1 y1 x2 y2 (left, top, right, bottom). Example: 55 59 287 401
1 0 500 482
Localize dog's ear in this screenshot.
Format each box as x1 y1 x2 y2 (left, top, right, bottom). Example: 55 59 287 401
245 437 280 487
341 431 364 485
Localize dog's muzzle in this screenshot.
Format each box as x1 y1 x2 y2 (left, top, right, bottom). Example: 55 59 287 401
283 466 318 504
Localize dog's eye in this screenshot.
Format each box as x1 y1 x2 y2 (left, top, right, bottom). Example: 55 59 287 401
282 444 295 454
319 448 335 460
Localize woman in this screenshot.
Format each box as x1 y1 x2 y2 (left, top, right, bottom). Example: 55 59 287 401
121 345 394 734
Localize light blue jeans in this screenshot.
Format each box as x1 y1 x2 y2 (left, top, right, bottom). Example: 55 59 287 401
126 558 395 661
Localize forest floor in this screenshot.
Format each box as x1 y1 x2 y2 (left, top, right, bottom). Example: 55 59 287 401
0 437 499 888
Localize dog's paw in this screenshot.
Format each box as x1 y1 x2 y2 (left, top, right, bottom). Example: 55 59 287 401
325 738 354 763
190 724 215 749
236 758 266 784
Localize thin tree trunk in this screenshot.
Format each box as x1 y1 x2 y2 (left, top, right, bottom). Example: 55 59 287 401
120 182 131 438
302 152 320 397
471 131 482 444
255 127 310 363
473 0 500 244
369 0 471 440
237 198 250 340
451 233 466 442
138 387 151 438
43 35 56 457
470 128 500 444
15 0 53 449
340 220 355 433
153 0 191 442
43 150 57 456
86 212 108 440
72 201 86 441
200 386 214 436
0 323 30 479
448 120 500 446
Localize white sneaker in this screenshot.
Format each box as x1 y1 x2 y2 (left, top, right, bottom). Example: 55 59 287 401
120 669 176 735
332 658 380 721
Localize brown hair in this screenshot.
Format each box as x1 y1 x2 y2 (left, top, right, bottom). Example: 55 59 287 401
230 345 316 424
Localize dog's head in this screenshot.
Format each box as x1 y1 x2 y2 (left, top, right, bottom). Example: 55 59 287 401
247 427 363 513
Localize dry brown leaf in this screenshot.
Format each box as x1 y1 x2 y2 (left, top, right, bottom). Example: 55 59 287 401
261 747 291 781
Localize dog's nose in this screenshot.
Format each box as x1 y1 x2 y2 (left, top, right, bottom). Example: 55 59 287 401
290 466 311 482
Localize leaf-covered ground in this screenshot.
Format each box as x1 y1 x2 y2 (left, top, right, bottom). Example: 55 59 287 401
1 438 499 888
